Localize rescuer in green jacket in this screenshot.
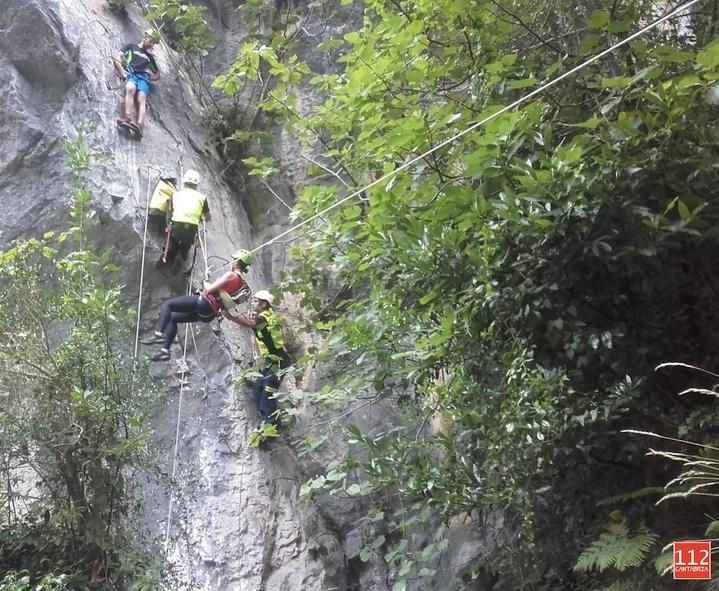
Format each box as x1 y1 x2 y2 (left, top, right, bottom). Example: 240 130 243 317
223 290 290 426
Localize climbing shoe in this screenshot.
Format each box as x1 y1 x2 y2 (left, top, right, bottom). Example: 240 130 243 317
116 113 133 129
129 121 143 138
150 348 171 361
140 332 164 345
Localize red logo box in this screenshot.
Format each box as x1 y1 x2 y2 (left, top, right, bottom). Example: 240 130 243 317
673 541 711 580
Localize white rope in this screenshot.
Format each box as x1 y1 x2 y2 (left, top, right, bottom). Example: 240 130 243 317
260 178 293 212
164 268 195 550
236 0 702 258
133 170 155 359
199 220 210 279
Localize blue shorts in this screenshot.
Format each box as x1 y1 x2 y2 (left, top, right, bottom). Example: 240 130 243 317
127 72 151 95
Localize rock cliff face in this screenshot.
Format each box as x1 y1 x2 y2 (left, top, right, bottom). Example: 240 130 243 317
0 1 353 589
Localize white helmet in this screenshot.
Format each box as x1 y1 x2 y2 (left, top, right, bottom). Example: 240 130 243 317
183 169 200 186
253 290 274 307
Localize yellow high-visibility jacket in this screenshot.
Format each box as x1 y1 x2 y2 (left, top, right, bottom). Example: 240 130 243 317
149 179 176 212
171 188 207 225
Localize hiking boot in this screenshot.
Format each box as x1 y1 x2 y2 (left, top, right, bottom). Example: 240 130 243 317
140 332 164 345
150 348 171 361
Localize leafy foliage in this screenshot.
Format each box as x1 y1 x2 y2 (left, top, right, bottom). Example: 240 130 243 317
208 0 327 179
575 520 657 573
0 572 70 591
0 129 163 588
146 0 213 56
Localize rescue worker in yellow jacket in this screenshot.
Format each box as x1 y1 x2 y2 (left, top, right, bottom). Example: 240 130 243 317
159 169 210 274
223 290 290 427
147 176 176 234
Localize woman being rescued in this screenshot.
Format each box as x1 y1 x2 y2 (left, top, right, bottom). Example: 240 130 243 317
141 249 253 361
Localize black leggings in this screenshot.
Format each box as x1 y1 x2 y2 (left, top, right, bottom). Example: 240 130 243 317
167 222 198 263
157 295 214 349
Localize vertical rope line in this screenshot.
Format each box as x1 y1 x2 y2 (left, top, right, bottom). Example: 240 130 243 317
134 170 154 360
164 268 195 550
199 220 210 279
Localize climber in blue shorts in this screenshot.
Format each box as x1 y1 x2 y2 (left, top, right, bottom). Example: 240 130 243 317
113 29 161 137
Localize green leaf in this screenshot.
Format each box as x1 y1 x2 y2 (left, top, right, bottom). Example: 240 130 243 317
582 34 600 53
588 10 609 29
570 115 601 129
653 45 695 63
371 535 386 549
507 77 538 90
601 76 633 89
697 40 719 68
677 199 690 222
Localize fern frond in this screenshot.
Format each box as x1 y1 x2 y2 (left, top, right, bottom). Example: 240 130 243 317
614 530 657 570
657 491 719 504
654 362 719 379
706 521 719 538
678 387 719 397
623 430 719 452
574 521 657 573
654 549 673 576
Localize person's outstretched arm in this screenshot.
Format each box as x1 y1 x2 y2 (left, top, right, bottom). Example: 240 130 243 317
221 308 256 329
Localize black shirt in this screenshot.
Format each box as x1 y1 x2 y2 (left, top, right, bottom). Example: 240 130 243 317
121 44 158 76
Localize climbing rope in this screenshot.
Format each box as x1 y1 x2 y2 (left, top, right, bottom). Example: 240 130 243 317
133 170 155 359
209 0 700 261
198 220 210 279
260 178 292 212
163 267 195 550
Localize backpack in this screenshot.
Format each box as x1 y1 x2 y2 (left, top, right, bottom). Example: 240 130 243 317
149 177 176 212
